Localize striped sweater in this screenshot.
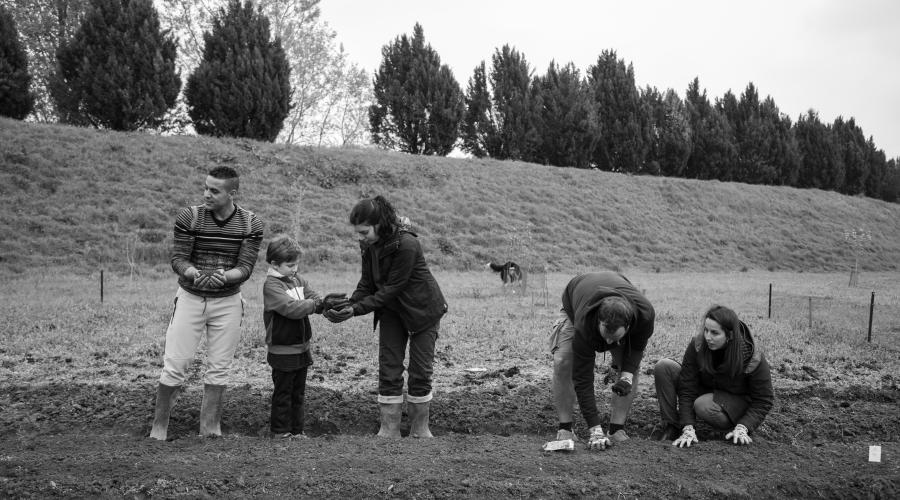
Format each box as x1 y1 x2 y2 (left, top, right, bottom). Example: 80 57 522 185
170 204 264 298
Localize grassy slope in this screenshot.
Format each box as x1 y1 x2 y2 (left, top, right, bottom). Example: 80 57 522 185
2 117 900 276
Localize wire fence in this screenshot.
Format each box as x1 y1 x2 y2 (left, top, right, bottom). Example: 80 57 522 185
768 284 900 346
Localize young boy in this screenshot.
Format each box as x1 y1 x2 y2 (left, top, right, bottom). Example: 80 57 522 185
261 236 329 439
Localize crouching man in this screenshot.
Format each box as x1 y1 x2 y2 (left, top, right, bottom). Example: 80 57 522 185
544 271 655 451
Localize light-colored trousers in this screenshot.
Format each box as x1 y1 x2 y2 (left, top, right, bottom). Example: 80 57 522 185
159 287 244 386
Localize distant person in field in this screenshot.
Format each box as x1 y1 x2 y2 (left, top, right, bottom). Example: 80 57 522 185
652 305 773 447
544 271 655 451
262 235 350 439
324 196 448 439
150 166 264 440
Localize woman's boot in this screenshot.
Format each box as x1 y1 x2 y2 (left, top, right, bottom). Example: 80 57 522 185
407 401 434 438
376 403 402 438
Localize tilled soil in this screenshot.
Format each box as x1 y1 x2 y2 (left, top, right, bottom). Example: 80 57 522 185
2 375 898 499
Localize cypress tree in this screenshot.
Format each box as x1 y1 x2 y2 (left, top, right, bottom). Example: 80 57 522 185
833 117 869 195
587 50 647 173
794 110 843 190
683 77 737 180
461 61 494 158
534 61 597 168
51 0 180 130
0 4 35 119
185 0 291 142
489 45 540 161
642 87 691 177
369 23 464 155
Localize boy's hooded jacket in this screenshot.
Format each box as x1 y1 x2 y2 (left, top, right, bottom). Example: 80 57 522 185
263 269 322 355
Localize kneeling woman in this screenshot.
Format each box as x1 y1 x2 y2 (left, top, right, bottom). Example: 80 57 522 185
653 305 773 447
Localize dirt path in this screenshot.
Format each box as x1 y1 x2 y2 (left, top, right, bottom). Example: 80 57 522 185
2 381 898 499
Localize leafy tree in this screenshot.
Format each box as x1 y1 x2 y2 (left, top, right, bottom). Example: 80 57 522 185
683 77 737 180
642 86 691 177
794 110 843 190
461 61 494 158
587 50 647 173
489 45 541 161
533 61 597 168
369 23 464 155
0 0 90 122
185 0 291 142
50 0 180 130
0 4 34 119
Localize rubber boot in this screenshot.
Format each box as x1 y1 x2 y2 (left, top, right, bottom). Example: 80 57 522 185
199 384 226 437
407 401 434 438
376 403 402 438
149 383 180 440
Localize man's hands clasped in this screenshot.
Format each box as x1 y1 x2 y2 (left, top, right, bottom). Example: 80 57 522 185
193 268 225 289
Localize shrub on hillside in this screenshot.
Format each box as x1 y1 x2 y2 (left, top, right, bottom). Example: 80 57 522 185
185 0 291 142
50 0 180 130
0 5 34 120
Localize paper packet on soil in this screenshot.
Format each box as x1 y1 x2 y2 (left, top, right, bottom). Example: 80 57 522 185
542 439 575 452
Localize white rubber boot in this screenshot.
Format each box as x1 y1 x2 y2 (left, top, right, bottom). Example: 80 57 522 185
149 383 179 441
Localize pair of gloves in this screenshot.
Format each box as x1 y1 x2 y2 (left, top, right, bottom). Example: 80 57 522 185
672 424 752 447
320 293 353 323
603 369 634 396
193 268 225 288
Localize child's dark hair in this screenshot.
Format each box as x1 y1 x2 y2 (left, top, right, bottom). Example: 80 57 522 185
266 235 302 264
349 195 398 240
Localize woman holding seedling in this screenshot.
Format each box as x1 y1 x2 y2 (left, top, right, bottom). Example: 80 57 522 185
323 195 448 439
652 305 773 447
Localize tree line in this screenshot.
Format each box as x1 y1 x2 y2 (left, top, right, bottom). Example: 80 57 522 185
2 6 898 202
0 0 369 145
369 24 900 203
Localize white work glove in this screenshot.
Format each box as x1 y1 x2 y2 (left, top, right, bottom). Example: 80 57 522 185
587 425 610 450
725 424 752 445
672 424 698 448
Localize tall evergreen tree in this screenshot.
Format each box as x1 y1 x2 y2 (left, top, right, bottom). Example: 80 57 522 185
533 61 597 168
587 50 647 173
794 110 843 190
0 4 34 119
832 116 869 195
185 0 290 142
881 158 900 203
50 0 180 130
369 23 463 155
683 77 737 180
642 86 691 177
488 45 541 160
863 138 887 199
461 61 494 158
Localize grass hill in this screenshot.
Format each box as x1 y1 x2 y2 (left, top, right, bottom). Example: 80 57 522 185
2 117 899 277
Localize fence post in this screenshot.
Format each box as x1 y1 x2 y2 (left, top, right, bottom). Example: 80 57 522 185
808 296 812 329
867 291 875 343
100 269 104 303
768 284 772 319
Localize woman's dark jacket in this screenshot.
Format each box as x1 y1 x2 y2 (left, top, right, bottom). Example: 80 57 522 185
350 229 447 333
677 322 774 431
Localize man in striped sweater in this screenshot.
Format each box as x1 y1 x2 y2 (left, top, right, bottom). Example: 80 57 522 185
150 166 264 440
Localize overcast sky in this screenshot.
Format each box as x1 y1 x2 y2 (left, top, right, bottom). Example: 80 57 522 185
320 0 899 159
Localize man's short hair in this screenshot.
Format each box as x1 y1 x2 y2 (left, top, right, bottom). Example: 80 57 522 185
266 235 302 264
209 166 239 191
597 296 634 332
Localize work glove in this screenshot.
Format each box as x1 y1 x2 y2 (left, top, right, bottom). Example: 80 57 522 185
323 306 353 323
672 424 698 448
725 424 752 445
322 293 351 311
611 371 633 396
587 425 610 451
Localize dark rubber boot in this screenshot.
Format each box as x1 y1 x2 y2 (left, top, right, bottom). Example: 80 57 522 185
199 384 226 437
149 383 180 441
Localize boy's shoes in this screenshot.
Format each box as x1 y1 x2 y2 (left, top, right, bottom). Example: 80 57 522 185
291 432 309 439
609 429 630 443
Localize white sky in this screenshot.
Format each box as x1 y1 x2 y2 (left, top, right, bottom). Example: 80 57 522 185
320 0 900 160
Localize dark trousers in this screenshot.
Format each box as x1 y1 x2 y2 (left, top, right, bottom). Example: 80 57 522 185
270 366 308 434
378 310 438 399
